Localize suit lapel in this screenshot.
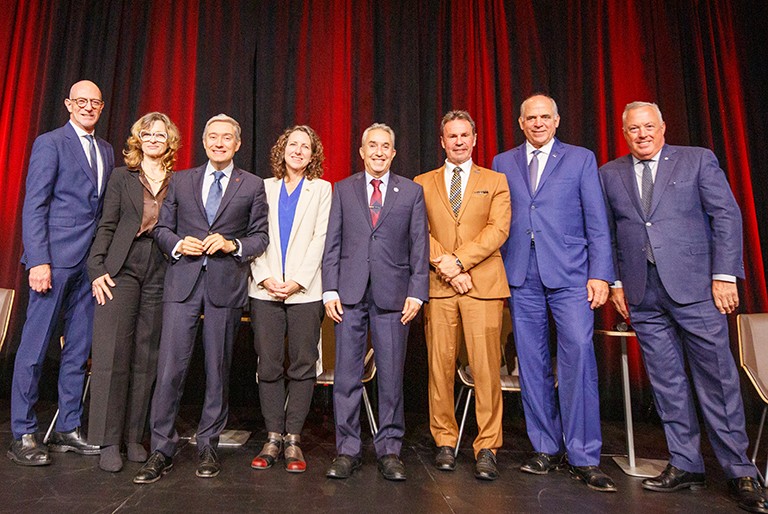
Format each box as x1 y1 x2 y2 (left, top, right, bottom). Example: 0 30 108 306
192 165 208 222
534 138 564 195
431 166 453 215
354 172 373 230
287 178 313 249
213 167 245 224
513 146 531 197
618 156 645 218
97 138 112 196
64 124 98 191
457 164 481 220
649 145 675 216
376 173 400 229
127 171 144 216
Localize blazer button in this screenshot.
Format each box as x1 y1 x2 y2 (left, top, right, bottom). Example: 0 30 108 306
531 205 536 210
208 231 213 235
371 235 376 240
645 222 652 227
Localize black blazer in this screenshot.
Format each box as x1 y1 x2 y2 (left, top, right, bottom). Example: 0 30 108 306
87 166 158 281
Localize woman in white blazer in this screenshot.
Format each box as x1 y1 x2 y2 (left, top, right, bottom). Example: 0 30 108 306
249 126 331 473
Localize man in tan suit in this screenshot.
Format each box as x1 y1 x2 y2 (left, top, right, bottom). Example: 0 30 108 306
414 110 511 481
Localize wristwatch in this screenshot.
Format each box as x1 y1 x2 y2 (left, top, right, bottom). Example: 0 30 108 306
454 256 464 271
231 239 241 254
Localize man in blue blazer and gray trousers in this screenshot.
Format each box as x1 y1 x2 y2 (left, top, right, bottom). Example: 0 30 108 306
600 101 767 513
9 80 114 466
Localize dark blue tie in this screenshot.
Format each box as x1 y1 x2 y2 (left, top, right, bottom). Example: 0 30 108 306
85 134 98 180
206 171 224 225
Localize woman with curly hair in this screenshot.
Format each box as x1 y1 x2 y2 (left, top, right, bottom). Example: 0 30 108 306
87 112 180 472
249 125 331 473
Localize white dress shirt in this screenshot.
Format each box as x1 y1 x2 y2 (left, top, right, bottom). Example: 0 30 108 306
525 138 556 191
69 120 104 194
443 158 472 199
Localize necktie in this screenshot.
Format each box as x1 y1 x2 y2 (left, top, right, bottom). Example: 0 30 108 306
529 149 541 194
206 171 225 225
640 160 655 263
449 167 461 216
85 134 98 179
370 179 382 226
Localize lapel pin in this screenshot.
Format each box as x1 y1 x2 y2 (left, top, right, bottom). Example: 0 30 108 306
664 157 669 160
393 187 399 192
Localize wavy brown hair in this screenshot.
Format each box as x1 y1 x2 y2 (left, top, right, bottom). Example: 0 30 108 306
269 125 325 180
123 112 181 172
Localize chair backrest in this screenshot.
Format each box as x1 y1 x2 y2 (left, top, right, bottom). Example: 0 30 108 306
0 288 15 353
737 313 768 405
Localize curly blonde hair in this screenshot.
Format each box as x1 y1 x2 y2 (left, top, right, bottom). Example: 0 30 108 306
269 125 325 180
123 112 181 172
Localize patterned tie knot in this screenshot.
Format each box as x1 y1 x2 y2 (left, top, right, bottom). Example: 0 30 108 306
371 178 381 190
213 170 224 183
532 149 541 157
449 167 462 216
85 134 95 143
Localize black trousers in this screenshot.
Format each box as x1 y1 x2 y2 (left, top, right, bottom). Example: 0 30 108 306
88 237 166 446
250 298 323 434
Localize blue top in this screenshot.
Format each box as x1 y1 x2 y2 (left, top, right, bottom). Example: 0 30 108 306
278 177 304 276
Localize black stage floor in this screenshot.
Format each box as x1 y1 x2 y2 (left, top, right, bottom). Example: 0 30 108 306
0 393 754 513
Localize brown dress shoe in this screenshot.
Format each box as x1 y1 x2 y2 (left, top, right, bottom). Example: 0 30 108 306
7 434 51 466
251 432 282 470
284 434 306 473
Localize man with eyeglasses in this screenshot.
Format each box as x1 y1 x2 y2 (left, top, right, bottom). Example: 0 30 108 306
8 80 115 466
134 114 269 484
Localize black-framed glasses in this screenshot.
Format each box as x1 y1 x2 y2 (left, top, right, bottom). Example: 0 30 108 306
69 97 104 109
139 131 169 143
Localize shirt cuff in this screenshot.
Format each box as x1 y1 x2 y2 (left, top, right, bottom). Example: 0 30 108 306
611 280 623 289
712 274 736 283
233 238 242 257
171 240 183 260
322 291 340 304
407 296 423 306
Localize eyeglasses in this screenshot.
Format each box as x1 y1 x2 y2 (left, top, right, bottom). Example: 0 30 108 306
139 131 169 143
69 97 104 109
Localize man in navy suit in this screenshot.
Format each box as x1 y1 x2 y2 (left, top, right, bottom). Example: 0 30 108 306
8 80 114 466
491 94 616 492
600 101 767 512
133 114 268 483
322 123 429 481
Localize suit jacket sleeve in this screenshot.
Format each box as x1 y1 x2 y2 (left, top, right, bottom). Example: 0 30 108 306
580 151 615 282
21 135 59 268
408 186 430 302
598 168 622 284
237 178 269 261
321 186 343 293
453 173 511 270
698 149 744 278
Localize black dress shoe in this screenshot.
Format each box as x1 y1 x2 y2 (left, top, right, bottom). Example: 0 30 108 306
728 477 768 513
475 449 499 481
7 434 51 466
435 446 456 471
520 452 565 475
133 451 173 484
326 454 362 479
196 446 221 478
569 465 618 492
47 427 100 455
378 454 406 481
641 464 706 492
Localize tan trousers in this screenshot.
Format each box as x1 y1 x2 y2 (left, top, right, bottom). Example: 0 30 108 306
424 295 503 457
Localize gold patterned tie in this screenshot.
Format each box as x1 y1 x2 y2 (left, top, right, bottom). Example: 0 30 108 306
449 167 461 216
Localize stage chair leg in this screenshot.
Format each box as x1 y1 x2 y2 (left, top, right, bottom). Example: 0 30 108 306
363 387 378 436
44 372 92 444
455 389 473 457
753 405 768 485
455 386 466 414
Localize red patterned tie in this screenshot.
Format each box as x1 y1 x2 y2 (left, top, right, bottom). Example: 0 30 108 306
370 179 382 226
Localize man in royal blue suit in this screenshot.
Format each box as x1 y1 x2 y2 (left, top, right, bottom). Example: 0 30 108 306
8 80 114 466
322 123 429 481
491 94 616 492
133 114 268 483
600 101 768 512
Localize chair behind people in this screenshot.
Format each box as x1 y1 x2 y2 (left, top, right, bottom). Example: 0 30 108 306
43 336 92 444
454 307 557 455
316 316 379 436
0 288 15 353
737 313 768 485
